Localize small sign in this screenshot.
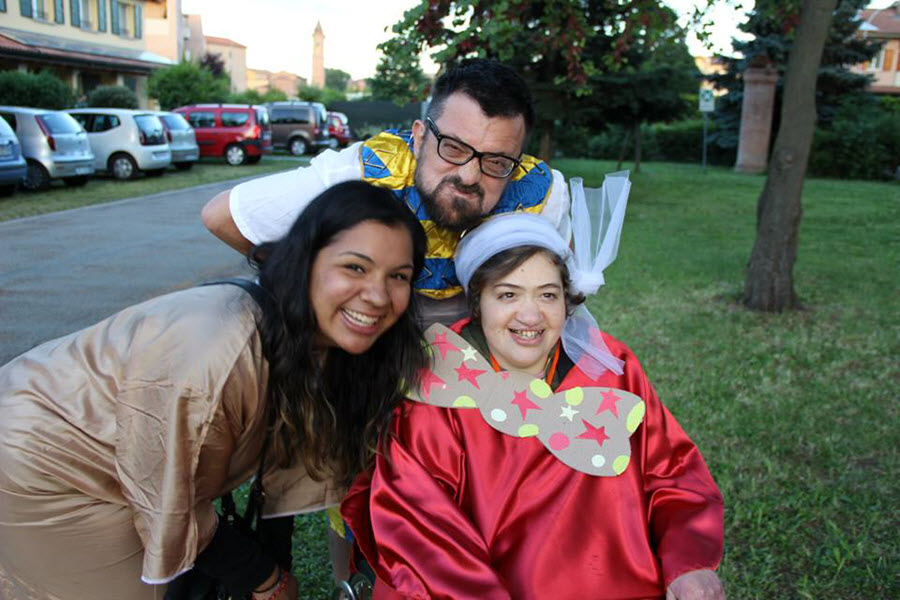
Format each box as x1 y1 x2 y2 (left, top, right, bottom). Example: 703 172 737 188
699 88 715 112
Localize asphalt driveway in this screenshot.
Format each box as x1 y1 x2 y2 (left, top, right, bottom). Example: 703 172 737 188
0 178 259 364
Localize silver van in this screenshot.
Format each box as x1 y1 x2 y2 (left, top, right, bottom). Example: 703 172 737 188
0 116 27 196
67 109 171 180
0 106 94 191
155 111 199 170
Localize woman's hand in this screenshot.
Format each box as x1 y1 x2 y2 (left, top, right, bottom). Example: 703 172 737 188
666 569 725 600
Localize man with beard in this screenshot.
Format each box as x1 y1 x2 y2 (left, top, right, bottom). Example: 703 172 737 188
202 59 570 326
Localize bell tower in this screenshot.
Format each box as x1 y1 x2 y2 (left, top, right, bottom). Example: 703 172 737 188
312 21 325 89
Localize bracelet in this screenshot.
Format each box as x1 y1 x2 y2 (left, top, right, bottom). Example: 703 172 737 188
255 567 288 600
253 565 282 595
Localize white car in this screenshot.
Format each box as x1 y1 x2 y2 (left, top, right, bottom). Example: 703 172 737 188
155 111 199 170
66 108 171 180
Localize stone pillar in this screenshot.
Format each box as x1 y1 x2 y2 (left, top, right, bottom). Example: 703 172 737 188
734 66 778 174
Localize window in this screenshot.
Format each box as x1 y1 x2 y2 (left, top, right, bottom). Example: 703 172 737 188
135 115 166 144
110 0 141 38
160 114 191 131
68 113 91 129
22 0 56 20
1 1 6 14
91 114 120 132
0 113 17 130
36 113 83 135
220 112 250 127
186 112 216 128
884 49 896 73
271 108 308 125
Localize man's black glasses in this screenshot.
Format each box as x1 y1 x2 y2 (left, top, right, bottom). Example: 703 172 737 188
425 117 521 179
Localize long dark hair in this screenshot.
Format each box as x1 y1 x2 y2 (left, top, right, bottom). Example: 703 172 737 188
250 181 428 487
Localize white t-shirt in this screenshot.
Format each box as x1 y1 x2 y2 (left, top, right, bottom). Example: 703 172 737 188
229 140 572 246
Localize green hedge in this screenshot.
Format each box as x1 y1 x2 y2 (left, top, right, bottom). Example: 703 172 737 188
86 85 138 109
0 70 73 110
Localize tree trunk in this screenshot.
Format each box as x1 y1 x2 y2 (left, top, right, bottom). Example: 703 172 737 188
633 122 642 174
616 130 631 171
744 0 837 312
538 119 553 163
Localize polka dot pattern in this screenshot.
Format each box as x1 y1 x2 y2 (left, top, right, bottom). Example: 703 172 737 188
549 432 570 451
491 409 508 423
452 395 477 408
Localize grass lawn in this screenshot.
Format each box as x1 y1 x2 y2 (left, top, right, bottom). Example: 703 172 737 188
0 156 307 222
285 160 898 598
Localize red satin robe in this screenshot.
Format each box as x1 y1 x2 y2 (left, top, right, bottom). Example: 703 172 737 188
342 320 724 600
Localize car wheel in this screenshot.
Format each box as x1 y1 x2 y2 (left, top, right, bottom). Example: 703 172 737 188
145 169 165 177
289 137 308 156
23 161 51 191
109 153 137 180
225 144 246 166
245 155 262 164
63 176 90 187
0 184 15 197
174 162 194 171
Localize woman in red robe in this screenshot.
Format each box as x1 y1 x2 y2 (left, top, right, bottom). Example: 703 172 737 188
342 184 725 600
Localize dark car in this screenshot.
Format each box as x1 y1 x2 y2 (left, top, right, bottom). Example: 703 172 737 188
267 101 330 155
0 116 27 196
174 104 272 165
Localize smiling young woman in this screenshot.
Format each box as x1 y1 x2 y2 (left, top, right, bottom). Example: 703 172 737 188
0 181 428 600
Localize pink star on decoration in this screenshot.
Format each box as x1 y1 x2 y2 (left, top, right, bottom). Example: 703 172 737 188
595 389 621 418
576 420 609 447
455 362 486 389
420 368 446 399
511 390 542 419
432 332 460 360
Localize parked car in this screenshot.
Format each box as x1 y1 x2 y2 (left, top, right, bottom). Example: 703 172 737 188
0 116 27 196
267 101 330 156
0 106 94 191
155 111 199 170
174 104 272 166
327 111 352 148
66 109 171 180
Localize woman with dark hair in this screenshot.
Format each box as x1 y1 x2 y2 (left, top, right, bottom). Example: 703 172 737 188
342 178 725 599
0 180 428 600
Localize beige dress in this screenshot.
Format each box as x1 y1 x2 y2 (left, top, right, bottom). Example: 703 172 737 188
0 285 340 600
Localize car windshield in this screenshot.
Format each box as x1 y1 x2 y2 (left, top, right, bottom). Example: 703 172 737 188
160 114 191 131
255 108 270 126
38 113 83 134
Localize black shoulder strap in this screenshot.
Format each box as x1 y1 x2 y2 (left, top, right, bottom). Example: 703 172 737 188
200 278 269 308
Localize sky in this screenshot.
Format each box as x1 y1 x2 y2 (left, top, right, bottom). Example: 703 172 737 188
181 0 891 82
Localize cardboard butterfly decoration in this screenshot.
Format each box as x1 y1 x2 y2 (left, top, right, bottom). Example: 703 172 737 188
409 324 646 477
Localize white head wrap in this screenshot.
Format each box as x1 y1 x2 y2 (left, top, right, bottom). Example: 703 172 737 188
454 171 631 378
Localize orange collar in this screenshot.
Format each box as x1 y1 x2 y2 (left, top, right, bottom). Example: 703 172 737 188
489 341 561 386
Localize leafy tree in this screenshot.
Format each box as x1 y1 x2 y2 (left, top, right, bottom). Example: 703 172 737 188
580 6 699 171
744 0 839 311
228 89 289 104
0 70 73 109
148 62 230 110
708 0 879 150
370 37 431 105
325 68 351 91
86 85 138 109
297 84 346 106
376 0 675 160
201 52 227 78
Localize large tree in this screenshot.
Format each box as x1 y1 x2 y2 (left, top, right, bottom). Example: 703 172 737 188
708 0 879 151
374 0 675 161
325 68 352 92
744 0 838 311
148 62 230 110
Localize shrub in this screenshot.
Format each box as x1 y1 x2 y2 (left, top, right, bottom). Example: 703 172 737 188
808 96 900 180
148 62 230 110
86 85 138 109
0 70 73 109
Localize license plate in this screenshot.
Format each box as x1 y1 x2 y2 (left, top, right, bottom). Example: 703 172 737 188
75 167 91 175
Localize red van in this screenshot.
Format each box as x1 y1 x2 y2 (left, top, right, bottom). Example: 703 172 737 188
174 104 271 165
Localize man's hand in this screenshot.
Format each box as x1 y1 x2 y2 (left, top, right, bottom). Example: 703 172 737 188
666 569 725 600
201 189 253 254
